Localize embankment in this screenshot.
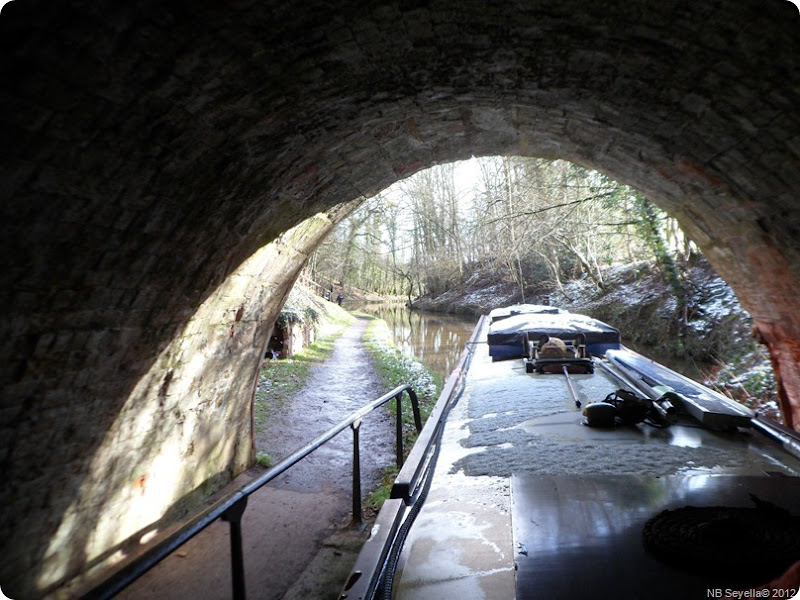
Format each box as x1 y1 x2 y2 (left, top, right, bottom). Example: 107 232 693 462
412 258 780 421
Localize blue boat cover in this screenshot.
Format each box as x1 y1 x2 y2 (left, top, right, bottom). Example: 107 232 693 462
487 311 620 359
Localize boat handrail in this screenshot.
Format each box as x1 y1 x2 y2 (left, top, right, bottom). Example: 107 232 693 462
391 316 485 504
83 384 421 600
751 414 800 461
341 316 486 600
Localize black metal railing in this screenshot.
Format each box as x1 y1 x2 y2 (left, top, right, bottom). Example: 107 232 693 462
340 316 485 600
87 384 421 600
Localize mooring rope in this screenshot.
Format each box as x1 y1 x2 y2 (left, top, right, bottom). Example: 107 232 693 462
642 497 800 584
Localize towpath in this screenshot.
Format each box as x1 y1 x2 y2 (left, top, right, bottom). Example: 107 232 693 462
118 315 393 600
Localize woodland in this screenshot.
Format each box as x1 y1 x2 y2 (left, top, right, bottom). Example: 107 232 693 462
310 156 696 308
304 156 779 421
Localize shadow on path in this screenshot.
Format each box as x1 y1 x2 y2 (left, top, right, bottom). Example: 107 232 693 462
118 315 393 600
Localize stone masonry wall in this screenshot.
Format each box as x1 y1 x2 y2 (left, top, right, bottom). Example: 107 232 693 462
1 200 358 597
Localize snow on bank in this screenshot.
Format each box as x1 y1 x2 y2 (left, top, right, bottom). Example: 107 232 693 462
414 258 781 423
363 319 440 407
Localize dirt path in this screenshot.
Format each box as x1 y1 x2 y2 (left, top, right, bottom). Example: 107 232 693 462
256 315 394 497
119 316 393 600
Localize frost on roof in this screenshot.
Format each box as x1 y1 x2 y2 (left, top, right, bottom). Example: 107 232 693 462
488 311 619 336
488 304 565 322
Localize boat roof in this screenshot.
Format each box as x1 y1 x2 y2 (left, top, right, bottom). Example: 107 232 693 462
345 316 800 599
487 309 620 336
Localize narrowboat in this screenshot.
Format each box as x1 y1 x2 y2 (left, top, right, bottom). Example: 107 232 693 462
340 309 800 600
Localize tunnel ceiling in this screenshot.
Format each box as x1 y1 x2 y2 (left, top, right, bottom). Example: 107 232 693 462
1 2 799 409
1 0 799 409
0 2 799 415
2 3 798 271
2 1 798 271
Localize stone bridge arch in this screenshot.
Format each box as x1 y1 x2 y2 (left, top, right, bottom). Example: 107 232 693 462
1 1 798 596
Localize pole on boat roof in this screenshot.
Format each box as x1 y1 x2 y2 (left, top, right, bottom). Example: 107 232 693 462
596 359 646 397
562 365 581 409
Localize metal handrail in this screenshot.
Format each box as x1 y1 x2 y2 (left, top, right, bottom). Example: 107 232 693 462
85 384 421 600
340 317 484 600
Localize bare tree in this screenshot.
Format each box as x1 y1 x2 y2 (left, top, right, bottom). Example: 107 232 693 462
308 156 693 304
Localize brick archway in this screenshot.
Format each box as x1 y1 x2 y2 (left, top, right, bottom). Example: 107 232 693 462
1 1 798 596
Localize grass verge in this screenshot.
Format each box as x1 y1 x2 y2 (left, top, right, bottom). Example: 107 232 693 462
361 316 444 514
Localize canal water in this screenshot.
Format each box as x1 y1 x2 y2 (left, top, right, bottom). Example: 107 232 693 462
349 303 478 381
350 303 716 393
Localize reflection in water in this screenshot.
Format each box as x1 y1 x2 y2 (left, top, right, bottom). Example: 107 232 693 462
350 303 478 380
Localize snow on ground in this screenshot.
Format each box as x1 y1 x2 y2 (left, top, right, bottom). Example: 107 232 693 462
414 257 782 423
